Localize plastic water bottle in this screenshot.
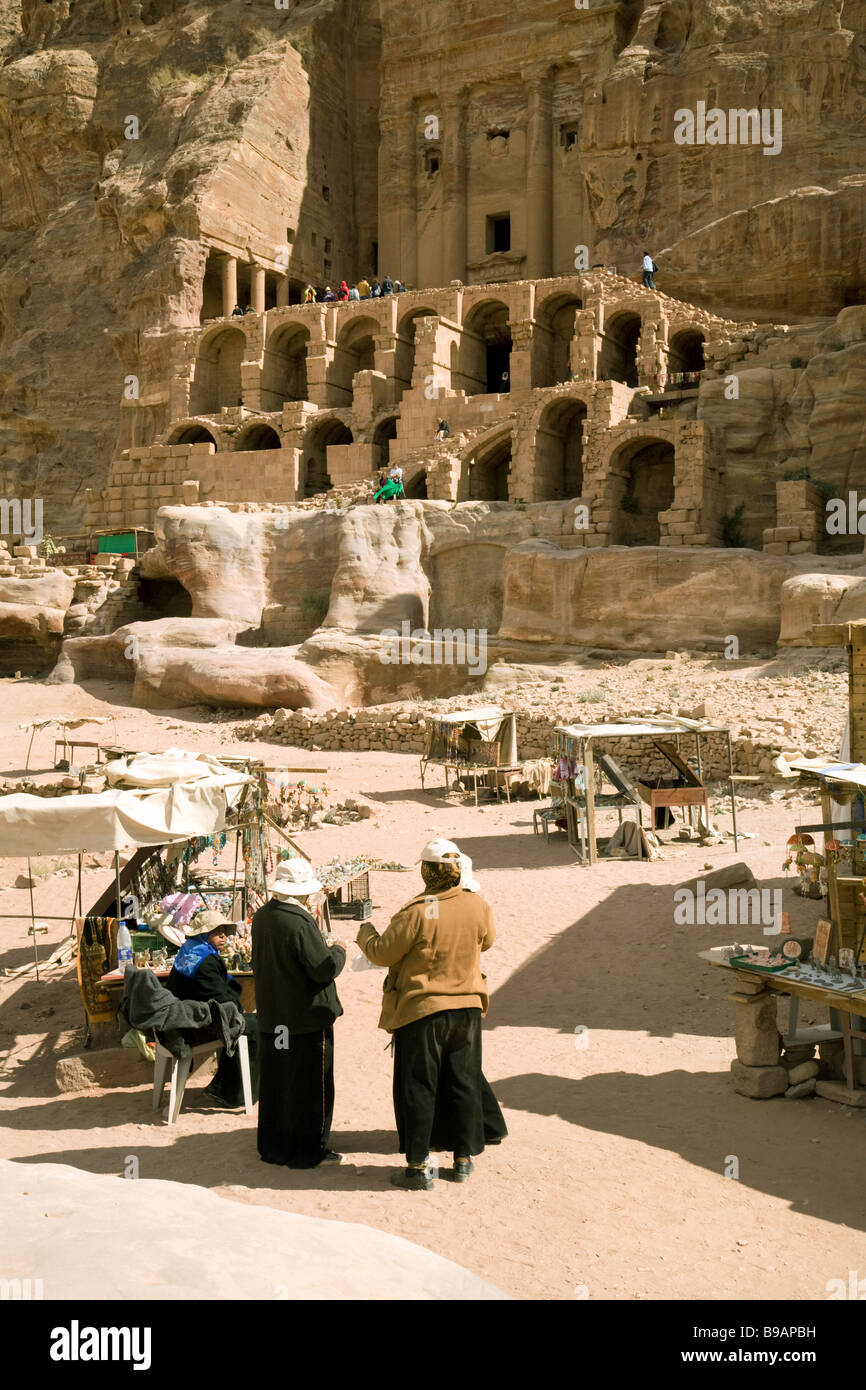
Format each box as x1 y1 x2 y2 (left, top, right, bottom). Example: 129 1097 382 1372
116 922 133 969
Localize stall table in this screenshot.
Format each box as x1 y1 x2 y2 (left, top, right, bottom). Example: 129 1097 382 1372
700 949 865 1096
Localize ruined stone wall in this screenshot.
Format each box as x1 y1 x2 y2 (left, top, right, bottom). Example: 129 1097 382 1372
238 700 792 781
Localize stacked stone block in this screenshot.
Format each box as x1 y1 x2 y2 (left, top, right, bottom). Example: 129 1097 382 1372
762 479 823 555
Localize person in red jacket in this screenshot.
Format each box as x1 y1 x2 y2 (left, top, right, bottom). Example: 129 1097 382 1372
337 280 350 301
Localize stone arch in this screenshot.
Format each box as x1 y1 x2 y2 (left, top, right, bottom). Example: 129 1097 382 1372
461 427 512 501
533 292 583 388
457 299 512 396
261 320 310 407
189 325 247 415
598 310 641 388
667 328 705 385
167 421 219 447
302 417 353 497
372 414 399 471
534 397 587 500
331 315 381 401
234 421 282 451
608 435 676 545
394 308 437 397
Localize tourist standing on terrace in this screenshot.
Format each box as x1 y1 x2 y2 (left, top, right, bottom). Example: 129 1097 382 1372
642 251 658 289
356 277 371 298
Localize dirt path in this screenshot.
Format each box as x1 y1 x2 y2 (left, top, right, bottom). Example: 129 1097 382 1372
1 676 864 1300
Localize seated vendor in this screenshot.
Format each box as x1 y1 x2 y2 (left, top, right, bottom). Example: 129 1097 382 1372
167 909 259 1109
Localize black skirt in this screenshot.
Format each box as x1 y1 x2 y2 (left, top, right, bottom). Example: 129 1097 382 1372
257 1027 335 1169
393 1007 504 1164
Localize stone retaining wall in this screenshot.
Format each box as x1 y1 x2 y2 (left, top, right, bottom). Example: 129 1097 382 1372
238 704 791 779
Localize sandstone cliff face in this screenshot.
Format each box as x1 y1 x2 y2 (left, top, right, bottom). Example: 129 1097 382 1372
592 0 866 318
0 0 380 527
48 499 864 708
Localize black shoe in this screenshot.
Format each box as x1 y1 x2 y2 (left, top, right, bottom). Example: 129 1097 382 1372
201 1087 235 1109
453 1157 474 1182
318 1150 344 1165
390 1166 433 1191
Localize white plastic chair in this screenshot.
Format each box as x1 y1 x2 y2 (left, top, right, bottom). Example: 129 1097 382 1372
152 1034 252 1125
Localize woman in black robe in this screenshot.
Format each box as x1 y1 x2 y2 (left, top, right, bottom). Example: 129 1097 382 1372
251 860 346 1169
166 912 258 1108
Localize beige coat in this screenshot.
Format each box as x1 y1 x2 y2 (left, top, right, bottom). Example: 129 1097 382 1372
356 886 495 1032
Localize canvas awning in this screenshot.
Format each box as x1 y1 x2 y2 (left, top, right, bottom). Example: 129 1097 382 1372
431 705 506 738
104 749 246 790
554 717 729 740
788 758 866 791
0 754 251 856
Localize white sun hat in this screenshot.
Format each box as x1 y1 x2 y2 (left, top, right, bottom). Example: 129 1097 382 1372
459 854 480 893
271 859 324 898
417 837 461 864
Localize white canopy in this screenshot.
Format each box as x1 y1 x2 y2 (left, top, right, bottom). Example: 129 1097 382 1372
104 749 243 790
788 757 866 790
431 706 506 738
0 753 250 856
555 717 729 740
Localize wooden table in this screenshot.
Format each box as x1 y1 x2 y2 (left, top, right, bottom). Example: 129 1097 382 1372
436 762 522 806
700 949 864 1091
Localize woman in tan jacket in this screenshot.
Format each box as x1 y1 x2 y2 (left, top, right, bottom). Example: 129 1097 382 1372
356 838 497 1191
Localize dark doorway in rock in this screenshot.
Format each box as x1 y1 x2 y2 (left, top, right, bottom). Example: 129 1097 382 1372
468 436 511 501
373 416 399 471
610 439 676 545
536 398 586 499
406 471 428 499
598 312 641 388
133 577 193 620
303 419 352 497
667 329 705 382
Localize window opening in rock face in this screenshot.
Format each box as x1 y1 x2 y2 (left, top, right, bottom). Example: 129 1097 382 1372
560 121 580 150
486 214 511 254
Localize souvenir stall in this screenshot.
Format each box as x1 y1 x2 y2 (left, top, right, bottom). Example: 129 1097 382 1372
0 751 276 1041
700 757 866 1104
419 706 520 805
550 717 737 864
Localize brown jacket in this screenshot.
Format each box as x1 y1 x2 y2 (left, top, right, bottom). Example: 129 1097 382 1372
356 886 495 1032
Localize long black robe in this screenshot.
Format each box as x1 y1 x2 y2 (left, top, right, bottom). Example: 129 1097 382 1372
252 897 345 1168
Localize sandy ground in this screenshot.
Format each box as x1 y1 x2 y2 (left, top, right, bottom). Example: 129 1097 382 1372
2 675 866 1302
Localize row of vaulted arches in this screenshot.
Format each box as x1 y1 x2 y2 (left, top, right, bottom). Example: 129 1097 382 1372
185 298 708 416
169 394 676 533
